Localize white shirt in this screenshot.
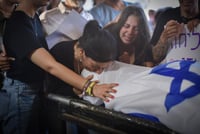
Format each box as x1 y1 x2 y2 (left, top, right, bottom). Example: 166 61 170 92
40 2 94 49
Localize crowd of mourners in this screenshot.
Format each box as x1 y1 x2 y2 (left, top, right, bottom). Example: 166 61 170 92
0 0 199 134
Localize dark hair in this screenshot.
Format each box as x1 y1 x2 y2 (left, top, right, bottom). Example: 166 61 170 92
79 20 117 62
114 5 150 45
155 7 172 24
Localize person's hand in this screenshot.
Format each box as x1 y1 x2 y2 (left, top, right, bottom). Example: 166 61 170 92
92 83 118 102
187 19 200 32
0 52 14 72
160 20 183 44
119 52 130 64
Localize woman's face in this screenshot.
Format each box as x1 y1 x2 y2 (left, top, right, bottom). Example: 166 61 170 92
119 15 139 45
81 56 113 74
179 0 198 13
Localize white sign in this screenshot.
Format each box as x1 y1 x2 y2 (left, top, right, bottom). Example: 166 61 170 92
41 9 87 49
164 24 200 63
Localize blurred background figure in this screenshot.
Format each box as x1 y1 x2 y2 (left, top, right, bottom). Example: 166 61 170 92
90 0 140 27
93 0 104 6
38 0 61 14
0 2 20 133
40 0 93 49
151 0 200 64
147 9 156 36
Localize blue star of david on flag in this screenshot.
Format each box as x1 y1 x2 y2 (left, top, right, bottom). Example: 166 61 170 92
150 60 200 112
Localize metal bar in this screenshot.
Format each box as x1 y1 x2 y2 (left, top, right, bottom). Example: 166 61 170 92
60 112 126 134
47 93 178 134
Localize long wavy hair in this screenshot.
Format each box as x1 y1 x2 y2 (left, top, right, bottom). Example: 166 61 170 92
105 5 151 65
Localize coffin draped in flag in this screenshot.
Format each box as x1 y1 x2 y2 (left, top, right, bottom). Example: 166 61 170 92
82 60 200 134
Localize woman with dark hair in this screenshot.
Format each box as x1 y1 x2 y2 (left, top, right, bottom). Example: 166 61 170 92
45 20 118 134
104 6 154 67
74 20 117 74
2 0 118 133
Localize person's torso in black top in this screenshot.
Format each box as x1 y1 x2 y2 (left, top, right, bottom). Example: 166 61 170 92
45 40 77 97
3 11 48 83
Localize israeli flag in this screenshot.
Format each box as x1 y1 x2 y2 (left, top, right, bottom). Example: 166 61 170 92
82 60 200 134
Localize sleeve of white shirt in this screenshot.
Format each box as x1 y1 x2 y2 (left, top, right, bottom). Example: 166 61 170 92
39 8 63 35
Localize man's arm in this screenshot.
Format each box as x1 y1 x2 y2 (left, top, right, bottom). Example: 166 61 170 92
152 20 182 64
152 39 169 64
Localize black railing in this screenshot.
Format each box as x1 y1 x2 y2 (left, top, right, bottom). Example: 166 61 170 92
47 93 178 134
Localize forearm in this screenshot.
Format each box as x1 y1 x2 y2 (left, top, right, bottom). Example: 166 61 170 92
152 20 182 64
49 62 87 91
152 39 169 63
30 48 87 91
30 48 118 101
48 62 117 101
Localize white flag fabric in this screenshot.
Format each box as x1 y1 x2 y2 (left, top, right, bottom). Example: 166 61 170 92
82 60 200 134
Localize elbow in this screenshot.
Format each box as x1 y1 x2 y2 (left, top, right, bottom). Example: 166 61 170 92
45 65 55 74
44 62 59 75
